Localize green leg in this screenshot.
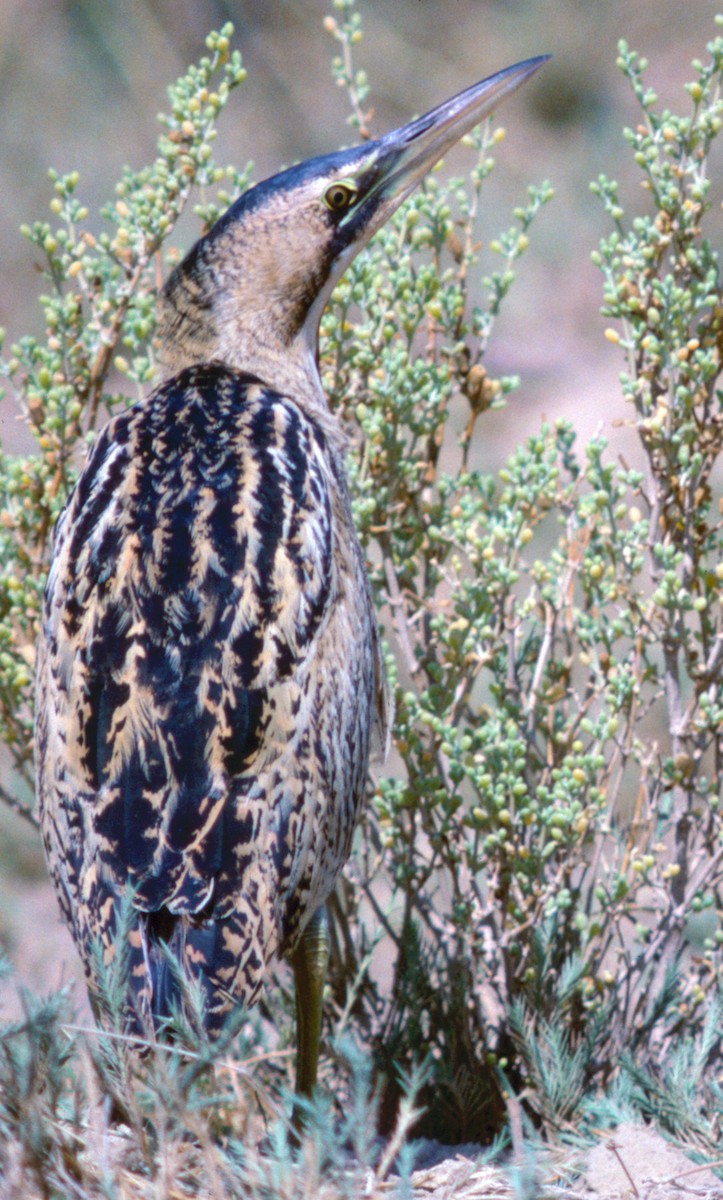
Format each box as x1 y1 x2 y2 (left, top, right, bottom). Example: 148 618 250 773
289 905 330 1098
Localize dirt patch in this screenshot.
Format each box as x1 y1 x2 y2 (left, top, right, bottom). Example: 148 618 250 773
396 1126 722 1199
580 1122 722 1199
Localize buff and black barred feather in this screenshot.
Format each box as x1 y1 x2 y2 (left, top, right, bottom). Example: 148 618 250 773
36 361 383 1033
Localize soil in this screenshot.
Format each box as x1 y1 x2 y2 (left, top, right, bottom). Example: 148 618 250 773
403 1127 723 1198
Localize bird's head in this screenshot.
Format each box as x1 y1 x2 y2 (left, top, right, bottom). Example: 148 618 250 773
158 56 547 400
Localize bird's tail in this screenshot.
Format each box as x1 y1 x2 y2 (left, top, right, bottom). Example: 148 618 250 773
83 886 267 1042
133 905 267 1041
134 908 219 1038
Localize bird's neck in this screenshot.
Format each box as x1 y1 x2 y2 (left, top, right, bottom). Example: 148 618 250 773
157 294 345 453
218 322 323 411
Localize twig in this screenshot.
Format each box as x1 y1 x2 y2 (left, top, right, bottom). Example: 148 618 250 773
84 256 150 431
383 556 419 680
374 1090 424 1185
524 600 556 735
606 1138 640 1199
0 781 40 830
659 1156 723 1182
61 1022 294 1073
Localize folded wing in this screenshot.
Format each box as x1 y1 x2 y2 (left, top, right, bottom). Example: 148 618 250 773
39 363 334 927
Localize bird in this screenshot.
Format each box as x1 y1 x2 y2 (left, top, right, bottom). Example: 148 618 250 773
35 55 547 1097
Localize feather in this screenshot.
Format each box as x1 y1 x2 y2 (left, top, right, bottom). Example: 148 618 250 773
37 361 381 1029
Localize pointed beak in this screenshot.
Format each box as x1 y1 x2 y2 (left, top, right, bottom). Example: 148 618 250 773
381 56 548 197
343 55 549 241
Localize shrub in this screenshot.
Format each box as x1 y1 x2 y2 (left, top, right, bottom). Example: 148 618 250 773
0 0 721 1183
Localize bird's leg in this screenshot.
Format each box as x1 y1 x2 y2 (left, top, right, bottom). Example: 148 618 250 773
290 904 329 1098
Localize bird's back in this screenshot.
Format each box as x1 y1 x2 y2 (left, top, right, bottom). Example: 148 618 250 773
36 361 383 1033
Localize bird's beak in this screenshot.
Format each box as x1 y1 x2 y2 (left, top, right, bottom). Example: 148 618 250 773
346 56 549 237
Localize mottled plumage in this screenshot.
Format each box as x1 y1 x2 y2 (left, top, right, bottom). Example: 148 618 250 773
36 362 382 1032
35 56 546 1090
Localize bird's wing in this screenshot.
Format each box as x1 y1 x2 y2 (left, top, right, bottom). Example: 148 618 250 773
40 362 335 914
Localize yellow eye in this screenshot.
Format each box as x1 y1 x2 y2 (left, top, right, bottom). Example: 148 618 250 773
323 180 359 212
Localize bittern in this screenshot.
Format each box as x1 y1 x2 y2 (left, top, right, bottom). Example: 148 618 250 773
35 56 546 1096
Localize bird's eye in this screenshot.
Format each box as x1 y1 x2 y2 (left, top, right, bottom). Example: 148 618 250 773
323 180 359 212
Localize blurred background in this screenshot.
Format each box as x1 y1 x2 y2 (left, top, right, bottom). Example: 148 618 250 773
0 0 720 1009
